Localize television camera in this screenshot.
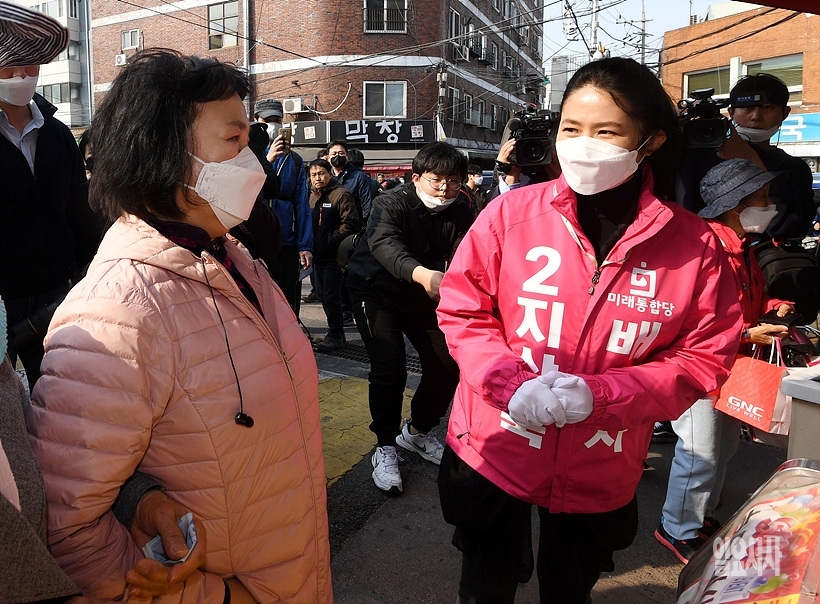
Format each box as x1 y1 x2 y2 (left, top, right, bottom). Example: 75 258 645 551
501 106 560 167
678 88 731 148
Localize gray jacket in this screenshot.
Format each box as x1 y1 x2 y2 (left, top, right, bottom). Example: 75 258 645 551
0 355 79 603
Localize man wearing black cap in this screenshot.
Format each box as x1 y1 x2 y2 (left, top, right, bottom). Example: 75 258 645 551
253 97 312 314
0 1 101 389
727 74 814 240
680 73 813 240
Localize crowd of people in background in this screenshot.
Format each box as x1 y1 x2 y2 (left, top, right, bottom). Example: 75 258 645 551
3 1 820 602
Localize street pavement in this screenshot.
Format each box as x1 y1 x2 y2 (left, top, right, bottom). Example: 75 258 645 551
298 282 790 603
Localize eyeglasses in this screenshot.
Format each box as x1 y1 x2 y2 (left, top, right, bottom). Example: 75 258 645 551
420 174 463 191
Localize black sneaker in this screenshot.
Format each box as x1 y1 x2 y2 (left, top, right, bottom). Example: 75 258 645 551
654 522 705 564
651 421 677 444
343 311 355 326
698 516 721 540
314 334 345 352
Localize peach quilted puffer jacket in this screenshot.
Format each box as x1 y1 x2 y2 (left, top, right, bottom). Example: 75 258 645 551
28 216 331 603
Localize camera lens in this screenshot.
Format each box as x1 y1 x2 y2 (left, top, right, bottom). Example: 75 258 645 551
518 139 547 164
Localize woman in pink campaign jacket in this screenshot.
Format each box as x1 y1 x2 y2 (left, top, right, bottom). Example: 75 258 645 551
26 50 331 603
436 57 743 604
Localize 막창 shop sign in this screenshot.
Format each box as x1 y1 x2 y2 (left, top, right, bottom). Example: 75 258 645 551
289 120 436 146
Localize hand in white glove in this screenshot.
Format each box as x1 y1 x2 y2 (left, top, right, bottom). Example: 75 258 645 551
542 370 594 424
507 376 566 429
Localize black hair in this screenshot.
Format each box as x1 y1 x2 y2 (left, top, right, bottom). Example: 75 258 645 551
89 48 251 223
467 164 482 175
317 148 328 160
327 139 349 152
309 158 332 174
411 141 468 180
562 57 682 202
347 147 365 169
78 127 91 157
730 73 789 108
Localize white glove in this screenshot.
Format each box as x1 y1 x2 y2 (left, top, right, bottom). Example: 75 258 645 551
542 370 594 424
507 376 566 429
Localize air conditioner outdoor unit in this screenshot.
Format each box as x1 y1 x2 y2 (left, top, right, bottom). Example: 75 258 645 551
283 98 303 113
114 54 127 66
452 44 469 62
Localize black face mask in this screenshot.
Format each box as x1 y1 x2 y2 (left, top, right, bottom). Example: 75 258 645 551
330 155 347 169
85 156 94 172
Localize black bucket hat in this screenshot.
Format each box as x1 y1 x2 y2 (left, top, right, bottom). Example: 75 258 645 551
698 158 781 219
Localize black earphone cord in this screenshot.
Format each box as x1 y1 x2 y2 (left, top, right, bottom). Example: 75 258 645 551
203 259 254 428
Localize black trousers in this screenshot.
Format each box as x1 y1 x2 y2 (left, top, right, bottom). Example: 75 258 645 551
314 259 345 339
438 447 639 604
272 245 301 316
348 276 459 446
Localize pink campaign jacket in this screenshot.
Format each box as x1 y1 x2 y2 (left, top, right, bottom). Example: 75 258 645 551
27 216 331 603
437 170 743 514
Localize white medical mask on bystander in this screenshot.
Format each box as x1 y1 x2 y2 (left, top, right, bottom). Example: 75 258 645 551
739 204 778 234
186 146 266 229
0 75 38 106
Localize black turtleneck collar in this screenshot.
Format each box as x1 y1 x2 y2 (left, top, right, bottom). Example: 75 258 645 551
575 172 643 264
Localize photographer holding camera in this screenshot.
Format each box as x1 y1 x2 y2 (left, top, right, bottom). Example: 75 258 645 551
679 74 813 239
489 106 562 203
678 74 818 322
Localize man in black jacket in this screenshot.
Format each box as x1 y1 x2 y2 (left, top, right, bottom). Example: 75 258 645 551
346 141 474 494
0 3 102 388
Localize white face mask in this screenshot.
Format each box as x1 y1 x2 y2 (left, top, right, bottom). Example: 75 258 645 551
735 124 781 144
415 184 457 212
739 204 778 234
0 74 38 106
472 176 484 186
555 136 647 195
187 146 266 229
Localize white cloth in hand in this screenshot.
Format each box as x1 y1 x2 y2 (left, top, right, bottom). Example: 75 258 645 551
507 376 566 429
542 370 593 424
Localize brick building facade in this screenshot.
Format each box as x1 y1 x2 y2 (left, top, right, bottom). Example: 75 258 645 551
88 0 546 168
661 5 820 174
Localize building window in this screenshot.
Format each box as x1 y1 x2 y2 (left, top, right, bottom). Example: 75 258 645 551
36 82 73 104
449 9 461 43
68 0 78 19
448 87 460 122
684 66 730 98
32 0 62 17
121 29 139 50
464 93 474 124
208 1 238 50
491 42 499 70
745 54 803 104
476 99 486 127
363 0 407 33
364 81 406 118
57 40 81 61
490 104 497 131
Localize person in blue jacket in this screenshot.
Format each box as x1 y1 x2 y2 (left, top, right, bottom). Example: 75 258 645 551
253 98 312 315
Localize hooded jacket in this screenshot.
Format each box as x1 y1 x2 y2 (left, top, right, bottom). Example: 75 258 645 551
436 170 743 513
27 216 331 603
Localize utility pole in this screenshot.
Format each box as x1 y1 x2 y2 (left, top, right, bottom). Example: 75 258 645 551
590 0 599 56
436 62 448 123
616 0 651 64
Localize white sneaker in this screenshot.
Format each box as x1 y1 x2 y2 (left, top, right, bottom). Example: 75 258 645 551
371 446 402 493
396 420 444 465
